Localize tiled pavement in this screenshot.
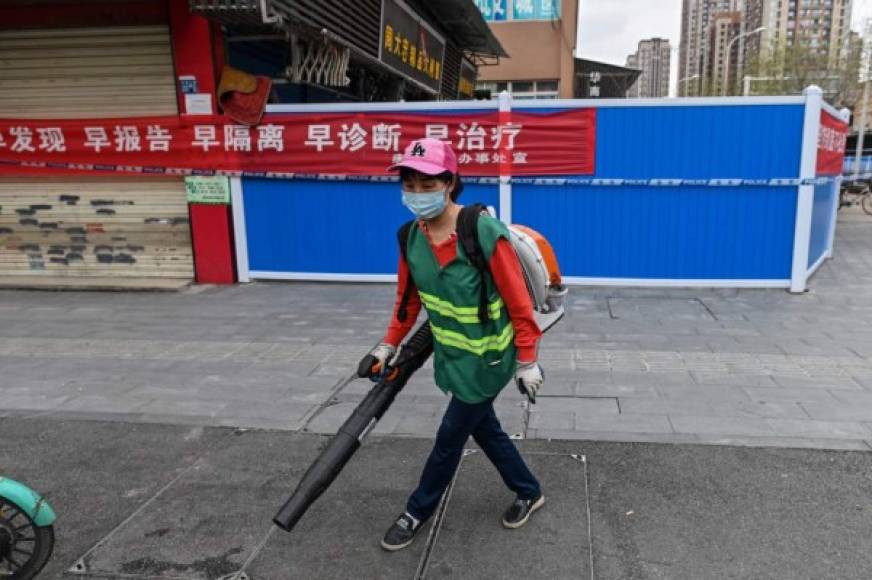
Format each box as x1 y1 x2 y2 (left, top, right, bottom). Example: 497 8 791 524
1 209 871 450
6 417 872 580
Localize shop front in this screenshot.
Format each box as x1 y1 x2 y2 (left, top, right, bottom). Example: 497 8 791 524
0 2 198 287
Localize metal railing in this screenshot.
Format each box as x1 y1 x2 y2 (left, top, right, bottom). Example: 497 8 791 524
189 0 281 25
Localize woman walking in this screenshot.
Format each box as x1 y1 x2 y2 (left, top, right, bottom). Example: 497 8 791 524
359 137 546 551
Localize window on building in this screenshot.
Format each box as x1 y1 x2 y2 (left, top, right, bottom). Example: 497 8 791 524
475 80 560 99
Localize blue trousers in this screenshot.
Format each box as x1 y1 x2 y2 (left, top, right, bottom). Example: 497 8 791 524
406 395 541 522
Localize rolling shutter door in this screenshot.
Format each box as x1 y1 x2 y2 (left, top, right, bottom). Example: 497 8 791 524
0 25 179 118
0 26 193 284
0 178 192 279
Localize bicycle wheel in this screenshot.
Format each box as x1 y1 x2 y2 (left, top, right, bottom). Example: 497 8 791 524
839 188 852 209
862 194 872 216
0 497 54 580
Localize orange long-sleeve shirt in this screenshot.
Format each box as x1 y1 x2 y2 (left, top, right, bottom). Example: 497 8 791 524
383 222 542 362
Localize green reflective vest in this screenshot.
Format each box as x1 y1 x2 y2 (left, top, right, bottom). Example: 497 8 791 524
406 214 517 403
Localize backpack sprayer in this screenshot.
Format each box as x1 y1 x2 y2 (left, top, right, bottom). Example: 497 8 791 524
273 209 567 533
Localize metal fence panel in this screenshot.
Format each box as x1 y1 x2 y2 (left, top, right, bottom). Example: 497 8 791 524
591 105 805 179
243 177 499 276
513 183 797 280
808 180 836 269
509 104 805 281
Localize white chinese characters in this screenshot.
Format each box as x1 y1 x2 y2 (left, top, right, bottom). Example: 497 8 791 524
300 121 525 165
225 125 252 152
257 124 284 152
338 123 367 152
0 119 528 168
10 127 36 153
114 126 142 152
37 128 66 153
372 123 402 152
192 126 220 152
304 125 334 152
84 127 110 152
146 125 173 152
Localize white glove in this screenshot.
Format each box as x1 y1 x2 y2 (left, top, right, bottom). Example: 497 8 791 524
371 343 397 368
357 343 397 379
515 361 544 404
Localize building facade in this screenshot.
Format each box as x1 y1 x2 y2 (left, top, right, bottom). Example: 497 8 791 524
706 11 742 95
679 0 741 95
0 0 202 287
0 0 503 290
192 0 504 103
758 0 853 64
626 38 672 98
680 0 853 96
473 0 579 99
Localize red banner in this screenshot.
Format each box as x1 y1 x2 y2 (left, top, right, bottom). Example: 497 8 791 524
817 111 848 176
0 109 596 178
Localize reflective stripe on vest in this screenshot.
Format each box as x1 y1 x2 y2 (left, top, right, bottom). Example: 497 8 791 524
430 321 515 356
418 290 504 324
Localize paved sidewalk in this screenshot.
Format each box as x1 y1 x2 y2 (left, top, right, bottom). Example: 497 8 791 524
3 416 871 580
1 211 872 450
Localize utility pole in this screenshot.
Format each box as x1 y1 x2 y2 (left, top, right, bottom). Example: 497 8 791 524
679 74 700 96
723 27 766 96
853 19 872 180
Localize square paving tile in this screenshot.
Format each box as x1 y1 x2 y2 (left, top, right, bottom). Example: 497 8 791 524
247 438 435 580
70 430 324 579
608 297 716 322
422 451 591 580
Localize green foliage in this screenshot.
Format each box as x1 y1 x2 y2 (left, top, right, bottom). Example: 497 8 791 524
743 39 862 107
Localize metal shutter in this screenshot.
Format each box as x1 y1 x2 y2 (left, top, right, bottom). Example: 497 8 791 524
0 26 193 285
0 178 193 280
0 25 178 118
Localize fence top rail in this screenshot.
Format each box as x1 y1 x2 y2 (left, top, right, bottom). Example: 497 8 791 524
820 100 845 120
513 95 807 109
264 95 808 115
265 100 500 114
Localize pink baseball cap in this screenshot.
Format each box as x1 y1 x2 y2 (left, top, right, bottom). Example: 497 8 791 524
388 137 458 175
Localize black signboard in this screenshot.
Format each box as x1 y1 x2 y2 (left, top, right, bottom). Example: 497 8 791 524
379 0 445 93
458 59 476 99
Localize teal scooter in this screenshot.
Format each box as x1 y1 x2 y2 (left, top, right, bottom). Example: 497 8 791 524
0 477 55 579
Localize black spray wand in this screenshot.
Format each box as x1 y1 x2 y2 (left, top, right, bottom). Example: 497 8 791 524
273 322 434 532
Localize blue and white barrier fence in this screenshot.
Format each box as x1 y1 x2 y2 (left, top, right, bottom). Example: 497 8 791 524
232 87 845 293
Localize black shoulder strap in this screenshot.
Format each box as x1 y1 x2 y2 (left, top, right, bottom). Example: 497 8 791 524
396 219 416 323
457 204 487 270
456 204 490 325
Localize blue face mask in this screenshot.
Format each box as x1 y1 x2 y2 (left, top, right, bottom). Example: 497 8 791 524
402 189 447 219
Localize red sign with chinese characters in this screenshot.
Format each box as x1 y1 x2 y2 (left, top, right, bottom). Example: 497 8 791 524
817 111 848 176
0 109 596 177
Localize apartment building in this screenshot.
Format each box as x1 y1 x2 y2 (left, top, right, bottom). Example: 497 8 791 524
626 38 672 98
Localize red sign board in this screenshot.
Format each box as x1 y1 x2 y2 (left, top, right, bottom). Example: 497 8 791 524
0 109 596 177
817 111 848 176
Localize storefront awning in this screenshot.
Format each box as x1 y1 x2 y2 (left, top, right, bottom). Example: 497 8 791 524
190 0 506 59
410 0 508 58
